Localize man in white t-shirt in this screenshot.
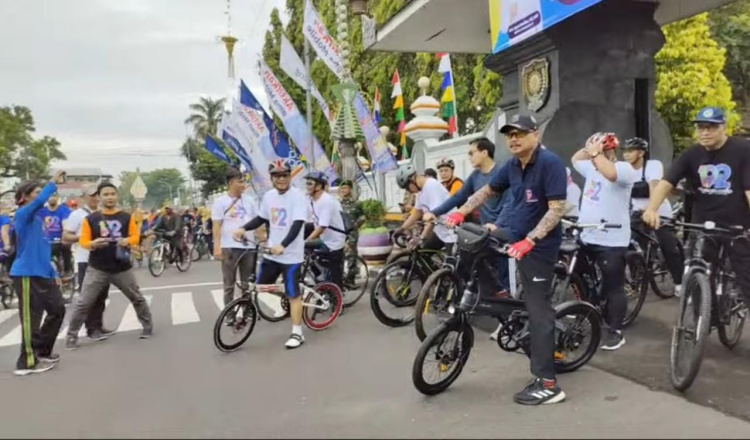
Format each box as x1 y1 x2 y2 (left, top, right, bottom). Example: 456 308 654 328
304 171 346 289
572 132 639 351
212 168 259 320
622 137 682 295
234 160 308 349
62 183 114 341
565 167 582 217
394 164 457 252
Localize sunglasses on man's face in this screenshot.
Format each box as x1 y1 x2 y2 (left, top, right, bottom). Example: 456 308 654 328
272 173 291 180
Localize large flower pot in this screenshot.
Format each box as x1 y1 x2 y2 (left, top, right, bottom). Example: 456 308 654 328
357 226 393 266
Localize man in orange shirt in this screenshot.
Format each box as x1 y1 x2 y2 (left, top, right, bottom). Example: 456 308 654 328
436 158 463 195
64 182 153 350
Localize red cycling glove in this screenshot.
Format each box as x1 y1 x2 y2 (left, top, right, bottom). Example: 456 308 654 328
446 212 465 227
508 238 535 260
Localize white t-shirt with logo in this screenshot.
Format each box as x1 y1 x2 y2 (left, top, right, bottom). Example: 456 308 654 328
261 187 308 265
309 192 346 252
416 178 457 244
211 194 258 249
64 207 93 264
574 160 638 247
630 160 673 218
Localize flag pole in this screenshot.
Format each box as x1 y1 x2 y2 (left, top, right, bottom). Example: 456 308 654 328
304 38 314 171
448 55 459 138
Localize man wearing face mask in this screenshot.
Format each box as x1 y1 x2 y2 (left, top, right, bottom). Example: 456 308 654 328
572 133 639 351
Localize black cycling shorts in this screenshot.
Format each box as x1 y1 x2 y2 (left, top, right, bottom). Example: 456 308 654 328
256 259 302 299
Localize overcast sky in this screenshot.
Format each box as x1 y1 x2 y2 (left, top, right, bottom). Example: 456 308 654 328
0 0 286 183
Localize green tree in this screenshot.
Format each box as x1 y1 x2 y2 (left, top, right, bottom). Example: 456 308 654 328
655 13 740 154
181 137 231 198
184 97 226 138
142 168 186 209
117 170 138 208
0 105 66 179
709 0 750 132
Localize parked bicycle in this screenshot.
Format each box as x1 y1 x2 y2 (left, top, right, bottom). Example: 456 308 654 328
667 219 748 392
213 246 343 352
412 223 602 396
630 213 685 299
0 251 15 309
300 245 369 308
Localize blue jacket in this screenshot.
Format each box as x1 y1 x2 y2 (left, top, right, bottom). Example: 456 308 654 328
431 165 504 225
11 182 58 278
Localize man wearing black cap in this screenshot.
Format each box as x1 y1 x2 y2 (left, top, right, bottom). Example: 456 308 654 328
446 114 569 405
644 107 750 309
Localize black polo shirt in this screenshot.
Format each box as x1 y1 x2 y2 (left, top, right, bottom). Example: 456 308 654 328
489 145 567 260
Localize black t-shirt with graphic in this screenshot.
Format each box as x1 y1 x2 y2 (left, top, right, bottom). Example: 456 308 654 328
666 137 750 228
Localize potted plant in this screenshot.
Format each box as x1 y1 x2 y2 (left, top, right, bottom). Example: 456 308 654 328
357 199 393 265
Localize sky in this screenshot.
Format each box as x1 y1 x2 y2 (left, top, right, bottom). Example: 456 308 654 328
0 0 287 184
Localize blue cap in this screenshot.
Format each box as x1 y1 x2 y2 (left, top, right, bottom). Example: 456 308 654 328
693 107 727 124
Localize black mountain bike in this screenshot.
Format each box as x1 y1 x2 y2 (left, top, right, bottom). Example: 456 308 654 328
667 220 748 391
302 245 369 309
630 215 684 299
190 227 210 262
412 223 602 396
552 219 649 328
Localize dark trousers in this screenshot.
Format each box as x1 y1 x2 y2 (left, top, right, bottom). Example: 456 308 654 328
52 242 73 275
654 226 684 284
581 244 628 331
688 234 750 306
78 262 109 334
221 248 257 306
12 277 65 369
516 251 557 381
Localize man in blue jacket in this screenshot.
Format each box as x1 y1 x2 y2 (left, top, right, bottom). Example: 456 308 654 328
11 171 67 376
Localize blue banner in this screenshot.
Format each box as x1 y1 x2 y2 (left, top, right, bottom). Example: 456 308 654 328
221 130 253 170
491 0 604 54
353 93 398 173
204 135 234 165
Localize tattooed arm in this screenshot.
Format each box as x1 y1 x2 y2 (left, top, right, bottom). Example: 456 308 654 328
527 200 566 242
457 185 496 217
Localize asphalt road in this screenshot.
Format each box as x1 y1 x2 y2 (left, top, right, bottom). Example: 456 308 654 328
0 260 749 438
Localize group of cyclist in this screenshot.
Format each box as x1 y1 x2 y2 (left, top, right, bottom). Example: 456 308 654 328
388 106 750 406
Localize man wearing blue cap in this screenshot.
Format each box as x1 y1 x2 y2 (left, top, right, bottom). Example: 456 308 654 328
643 107 750 306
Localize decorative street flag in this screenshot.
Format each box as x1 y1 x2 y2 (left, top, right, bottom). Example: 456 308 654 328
353 92 398 173
437 53 458 137
205 134 234 165
279 34 335 126
260 61 338 182
391 69 407 157
302 0 345 80
373 87 382 125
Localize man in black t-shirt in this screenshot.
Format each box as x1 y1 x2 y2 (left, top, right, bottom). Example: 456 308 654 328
643 107 750 305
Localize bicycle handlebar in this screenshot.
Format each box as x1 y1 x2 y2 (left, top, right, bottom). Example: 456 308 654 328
561 219 622 230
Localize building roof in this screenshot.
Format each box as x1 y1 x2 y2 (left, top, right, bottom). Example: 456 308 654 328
49 167 113 178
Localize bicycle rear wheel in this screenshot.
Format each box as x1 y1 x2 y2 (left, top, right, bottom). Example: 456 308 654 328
717 276 746 350
370 260 423 328
148 246 166 277
1 284 15 309
213 297 257 352
303 282 343 331
342 256 369 308
670 270 711 392
253 291 290 323
650 252 676 299
415 268 459 342
623 251 649 328
553 302 602 373
412 319 474 396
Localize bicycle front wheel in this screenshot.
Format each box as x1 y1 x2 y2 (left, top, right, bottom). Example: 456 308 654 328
213 297 257 352
412 319 474 396
415 268 459 342
148 246 166 277
342 256 369 308
623 251 649 328
369 260 423 328
554 302 602 374
253 291 290 323
670 270 711 392
717 276 746 350
175 247 192 272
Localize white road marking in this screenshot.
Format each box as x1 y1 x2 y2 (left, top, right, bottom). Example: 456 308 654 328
171 292 200 325
0 309 17 326
111 282 222 294
211 289 224 310
0 324 22 347
117 295 153 332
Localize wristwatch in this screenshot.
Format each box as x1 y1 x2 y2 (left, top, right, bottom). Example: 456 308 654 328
590 150 601 158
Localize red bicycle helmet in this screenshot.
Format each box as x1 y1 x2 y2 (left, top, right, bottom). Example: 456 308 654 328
601 133 620 150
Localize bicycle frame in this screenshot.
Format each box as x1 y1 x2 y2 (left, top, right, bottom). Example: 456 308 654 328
251 282 331 311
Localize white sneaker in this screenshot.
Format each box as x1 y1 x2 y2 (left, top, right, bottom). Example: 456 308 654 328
489 323 503 341
675 284 682 298
285 333 305 349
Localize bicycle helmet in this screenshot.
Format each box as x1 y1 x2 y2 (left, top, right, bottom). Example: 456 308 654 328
436 158 455 169
396 163 417 190
268 159 292 175
305 170 328 186
601 133 620 151
624 137 649 151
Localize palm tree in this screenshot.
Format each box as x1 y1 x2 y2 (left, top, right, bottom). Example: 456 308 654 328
184 97 226 138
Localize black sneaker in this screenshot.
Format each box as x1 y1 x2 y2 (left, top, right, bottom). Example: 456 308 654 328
64 335 78 351
601 329 626 351
36 353 61 364
14 360 56 377
513 378 566 406
87 330 109 342
139 328 153 339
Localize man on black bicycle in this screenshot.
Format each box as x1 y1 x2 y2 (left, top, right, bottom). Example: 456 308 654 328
445 114 568 405
151 205 184 264
644 106 750 308
393 164 456 252
304 171 346 290
572 132 638 351
234 160 309 349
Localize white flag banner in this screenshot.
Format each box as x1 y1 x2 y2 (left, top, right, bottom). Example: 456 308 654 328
303 0 345 80
279 35 335 126
260 61 338 182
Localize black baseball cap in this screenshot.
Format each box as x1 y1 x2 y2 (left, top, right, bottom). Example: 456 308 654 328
500 114 539 134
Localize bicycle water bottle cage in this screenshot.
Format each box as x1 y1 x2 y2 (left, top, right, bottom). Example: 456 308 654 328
457 223 489 254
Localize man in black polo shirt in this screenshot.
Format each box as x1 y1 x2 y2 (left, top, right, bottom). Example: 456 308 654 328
644 106 750 307
446 114 568 406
